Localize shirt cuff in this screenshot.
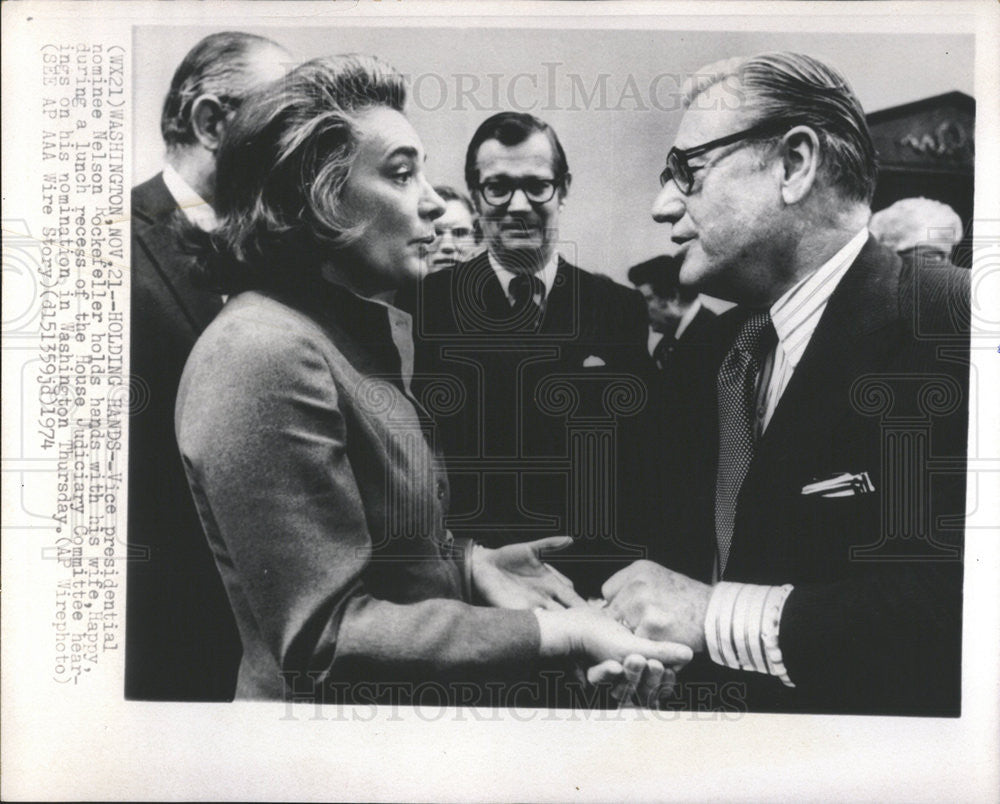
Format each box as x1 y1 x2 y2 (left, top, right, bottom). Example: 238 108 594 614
449 536 477 603
704 581 796 687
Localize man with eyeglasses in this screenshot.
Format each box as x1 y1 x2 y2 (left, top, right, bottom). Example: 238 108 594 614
599 53 968 715
128 32 290 701
408 112 657 607
427 185 479 273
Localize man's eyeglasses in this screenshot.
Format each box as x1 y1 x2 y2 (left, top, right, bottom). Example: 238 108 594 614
432 225 474 242
659 119 788 195
476 177 563 207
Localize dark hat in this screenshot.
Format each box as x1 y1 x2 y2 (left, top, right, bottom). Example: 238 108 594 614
627 254 684 298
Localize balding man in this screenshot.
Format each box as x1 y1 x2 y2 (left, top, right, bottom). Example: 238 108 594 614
127 32 290 701
869 196 964 266
602 53 968 715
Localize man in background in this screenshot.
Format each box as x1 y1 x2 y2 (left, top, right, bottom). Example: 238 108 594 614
627 254 717 379
407 112 655 599
869 196 964 267
127 31 290 701
427 185 479 273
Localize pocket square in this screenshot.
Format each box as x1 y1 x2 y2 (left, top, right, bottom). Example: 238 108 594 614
581 355 606 368
801 471 875 497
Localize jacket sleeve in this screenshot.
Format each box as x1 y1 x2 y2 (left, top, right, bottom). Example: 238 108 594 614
779 560 963 715
176 315 540 694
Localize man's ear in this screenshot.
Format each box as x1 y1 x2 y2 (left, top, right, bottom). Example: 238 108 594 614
190 95 229 152
779 126 820 205
558 172 572 207
471 187 484 216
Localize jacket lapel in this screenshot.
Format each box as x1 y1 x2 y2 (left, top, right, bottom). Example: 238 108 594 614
133 173 223 335
538 257 575 337
748 237 901 483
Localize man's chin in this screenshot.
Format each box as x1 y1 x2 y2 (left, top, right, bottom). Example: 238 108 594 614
495 242 546 270
429 258 458 273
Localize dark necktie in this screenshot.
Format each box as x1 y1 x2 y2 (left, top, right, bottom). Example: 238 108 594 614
714 311 776 576
652 335 676 371
509 273 545 329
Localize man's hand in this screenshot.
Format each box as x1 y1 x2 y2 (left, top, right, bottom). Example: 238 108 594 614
472 536 587 610
586 656 677 708
602 560 713 653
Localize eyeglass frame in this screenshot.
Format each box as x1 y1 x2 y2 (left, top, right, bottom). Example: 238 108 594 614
474 174 569 207
659 119 792 195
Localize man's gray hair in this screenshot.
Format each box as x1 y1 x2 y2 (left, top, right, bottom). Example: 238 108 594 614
683 52 878 204
160 31 286 150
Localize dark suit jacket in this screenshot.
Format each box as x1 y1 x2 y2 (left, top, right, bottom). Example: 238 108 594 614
658 237 968 716
175 281 539 702
404 253 659 598
652 305 719 388
126 173 240 701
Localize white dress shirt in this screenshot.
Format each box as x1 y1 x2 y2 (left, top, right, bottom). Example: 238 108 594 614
704 227 870 686
162 163 219 232
162 163 226 301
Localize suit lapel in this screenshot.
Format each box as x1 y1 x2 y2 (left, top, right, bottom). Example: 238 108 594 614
539 258 576 337
464 252 511 322
133 173 222 335
749 238 901 482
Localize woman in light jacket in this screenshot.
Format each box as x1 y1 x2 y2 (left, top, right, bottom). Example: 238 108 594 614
176 54 689 703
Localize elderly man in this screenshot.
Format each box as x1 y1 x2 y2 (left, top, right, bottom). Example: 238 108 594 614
427 185 479 273
869 196 964 266
602 53 968 715
127 31 290 701
406 112 655 601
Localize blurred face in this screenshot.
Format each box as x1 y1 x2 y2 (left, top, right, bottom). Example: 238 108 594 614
428 199 476 272
637 283 686 335
337 107 444 293
651 83 785 305
474 131 568 274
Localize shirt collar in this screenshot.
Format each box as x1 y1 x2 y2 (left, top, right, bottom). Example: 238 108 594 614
769 227 869 369
285 276 416 395
162 164 219 231
673 296 704 341
487 250 560 304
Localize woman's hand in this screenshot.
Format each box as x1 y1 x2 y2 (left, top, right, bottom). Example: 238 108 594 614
472 537 587 610
586 656 675 709
535 608 693 707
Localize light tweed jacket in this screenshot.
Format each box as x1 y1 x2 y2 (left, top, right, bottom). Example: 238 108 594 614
176 279 538 701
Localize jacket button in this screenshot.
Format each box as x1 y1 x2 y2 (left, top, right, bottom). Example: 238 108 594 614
436 481 447 500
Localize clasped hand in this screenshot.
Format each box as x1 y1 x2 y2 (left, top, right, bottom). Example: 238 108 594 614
472 540 695 706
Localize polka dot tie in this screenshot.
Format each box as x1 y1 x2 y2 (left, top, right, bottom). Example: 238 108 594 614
715 311 776 576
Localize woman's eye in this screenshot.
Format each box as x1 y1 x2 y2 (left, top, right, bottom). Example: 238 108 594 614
392 168 415 184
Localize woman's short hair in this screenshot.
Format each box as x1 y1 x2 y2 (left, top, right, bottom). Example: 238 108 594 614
684 52 877 204
193 53 406 292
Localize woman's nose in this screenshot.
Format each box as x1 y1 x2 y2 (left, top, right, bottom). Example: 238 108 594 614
421 179 446 220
